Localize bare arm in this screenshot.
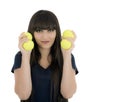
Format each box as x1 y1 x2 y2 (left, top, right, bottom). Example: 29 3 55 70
14 54 32 100
60 53 77 99
14 33 32 100
60 31 77 99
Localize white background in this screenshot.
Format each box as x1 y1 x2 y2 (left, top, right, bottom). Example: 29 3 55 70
0 0 120 102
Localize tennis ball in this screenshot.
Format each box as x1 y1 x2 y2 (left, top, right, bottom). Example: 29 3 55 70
24 32 32 40
62 30 74 38
23 32 34 51
23 40 34 51
61 39 71 50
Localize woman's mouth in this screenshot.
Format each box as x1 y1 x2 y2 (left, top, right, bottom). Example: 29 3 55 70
41 41 50 44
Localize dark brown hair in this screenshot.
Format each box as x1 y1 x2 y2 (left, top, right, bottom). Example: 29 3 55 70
27 10 66 101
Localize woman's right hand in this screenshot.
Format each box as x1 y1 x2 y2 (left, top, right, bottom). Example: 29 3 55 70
18 32 32 55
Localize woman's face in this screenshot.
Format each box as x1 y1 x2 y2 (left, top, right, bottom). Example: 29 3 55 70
34 30 56 50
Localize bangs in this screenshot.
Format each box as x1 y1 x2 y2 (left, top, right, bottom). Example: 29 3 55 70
32 14 57 32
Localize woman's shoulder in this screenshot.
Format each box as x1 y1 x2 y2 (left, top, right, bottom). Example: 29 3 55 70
71 53 79 74
16 51 22 56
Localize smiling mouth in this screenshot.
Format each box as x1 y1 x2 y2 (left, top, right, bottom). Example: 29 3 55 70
41 41 50 44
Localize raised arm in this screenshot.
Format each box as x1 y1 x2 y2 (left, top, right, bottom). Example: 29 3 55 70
60 31 77 98
14 33 32 100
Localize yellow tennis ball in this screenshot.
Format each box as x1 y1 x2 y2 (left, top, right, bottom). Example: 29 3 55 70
23 40 34 51
62 30 74 38
24 32 32 40
61 39 71 50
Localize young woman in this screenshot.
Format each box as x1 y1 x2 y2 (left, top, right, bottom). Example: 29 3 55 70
11 10 78 102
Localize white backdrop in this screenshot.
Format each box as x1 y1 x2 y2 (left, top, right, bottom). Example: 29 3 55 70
0 0 120 102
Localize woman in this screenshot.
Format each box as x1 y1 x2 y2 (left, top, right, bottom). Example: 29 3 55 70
11 10 78 102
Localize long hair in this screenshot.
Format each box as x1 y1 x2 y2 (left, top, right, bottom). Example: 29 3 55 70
27 10 66 101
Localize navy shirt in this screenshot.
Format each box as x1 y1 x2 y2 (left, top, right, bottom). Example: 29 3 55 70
11 51 78 102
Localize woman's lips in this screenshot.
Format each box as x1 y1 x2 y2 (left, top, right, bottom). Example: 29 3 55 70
41 41 50 44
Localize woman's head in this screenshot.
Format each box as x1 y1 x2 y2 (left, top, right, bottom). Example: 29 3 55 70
29 10 63 66
28 10 61 50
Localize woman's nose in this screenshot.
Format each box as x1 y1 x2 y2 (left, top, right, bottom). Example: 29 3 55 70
41 32 49 39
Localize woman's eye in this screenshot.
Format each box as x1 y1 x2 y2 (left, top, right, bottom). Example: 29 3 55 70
48 29 54 32
36 30 43 32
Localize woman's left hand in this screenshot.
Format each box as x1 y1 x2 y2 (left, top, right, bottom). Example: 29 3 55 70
61 31 76 57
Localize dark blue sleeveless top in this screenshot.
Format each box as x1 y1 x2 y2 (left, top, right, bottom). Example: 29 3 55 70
11 51 78 102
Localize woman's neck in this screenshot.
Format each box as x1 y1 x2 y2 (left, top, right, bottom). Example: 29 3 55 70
39 48 50 58
38 48 51 69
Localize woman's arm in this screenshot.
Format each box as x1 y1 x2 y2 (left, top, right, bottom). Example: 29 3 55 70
14 54 32 100
60 31 77 99
60 53 77 99
14 33 32 100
